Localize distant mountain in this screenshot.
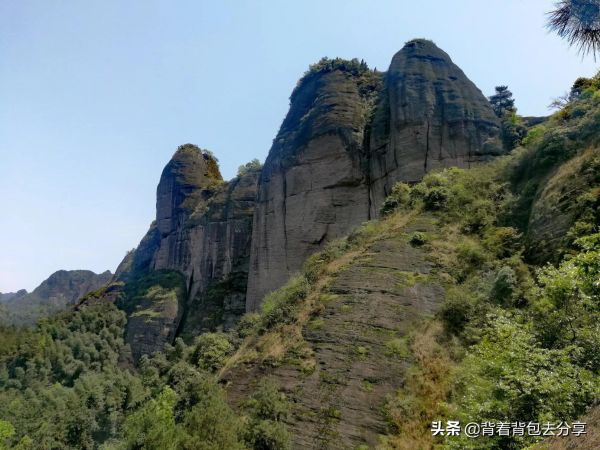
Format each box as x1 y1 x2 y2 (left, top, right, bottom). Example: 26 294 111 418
0 270 112 326
0 289 27 303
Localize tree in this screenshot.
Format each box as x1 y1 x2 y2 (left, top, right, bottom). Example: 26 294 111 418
0 420 15 450
122 387 180 450
488 86 515 118
548 0 600 59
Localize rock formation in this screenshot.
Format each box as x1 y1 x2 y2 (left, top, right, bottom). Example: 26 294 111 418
245 60 380 311
367 39 503 215
246 40 502 309
116 144 260 357
108 40 504 357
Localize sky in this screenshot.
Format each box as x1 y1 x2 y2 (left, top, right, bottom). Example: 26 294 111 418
0 0 598 292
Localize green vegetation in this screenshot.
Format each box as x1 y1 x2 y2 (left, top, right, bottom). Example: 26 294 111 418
237 158 262 177
290 57 381 104
489 85 527 150
1 69 599 448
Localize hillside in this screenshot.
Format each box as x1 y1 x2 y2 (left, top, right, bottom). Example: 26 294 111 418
0 42 599 449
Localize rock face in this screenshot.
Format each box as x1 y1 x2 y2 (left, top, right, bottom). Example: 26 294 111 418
114 40 504 355
117 145 260 357
245 62 380 311
225 215 445 449
0 270 112 326
368 39 502 215
246 41 502 309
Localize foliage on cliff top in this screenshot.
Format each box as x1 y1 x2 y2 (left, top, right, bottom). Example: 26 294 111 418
290 57 381 104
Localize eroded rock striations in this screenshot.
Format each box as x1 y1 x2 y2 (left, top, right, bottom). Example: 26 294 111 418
116 145 260 358
110 40 504 357
246 40 502 309
245 61 380 310
367 39 503 215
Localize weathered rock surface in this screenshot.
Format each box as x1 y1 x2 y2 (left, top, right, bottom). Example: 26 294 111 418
113 41 505 356
116 144 260 357
225 216 444 449
245 65 379 310
246 41 503 310
368 39 503 216
0 270 112 326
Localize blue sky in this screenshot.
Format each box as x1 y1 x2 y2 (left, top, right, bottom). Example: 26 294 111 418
0 0 597 292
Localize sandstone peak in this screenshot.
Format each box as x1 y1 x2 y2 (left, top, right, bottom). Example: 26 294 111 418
399 38 451 61
156 144 223 238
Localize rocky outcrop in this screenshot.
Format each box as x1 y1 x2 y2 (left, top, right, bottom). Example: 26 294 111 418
0 289 27 303
245 62 381 310
246 42 503 310
225 215 445 449
114 41 505 355
116 144 260 357
368 39 502 215
0 270 112 326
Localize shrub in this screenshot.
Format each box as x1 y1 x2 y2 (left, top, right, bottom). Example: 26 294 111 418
192 333 233 372
237 313 260 338
380 182 412 216
439 292 475 335
260 275 310 330
409 232 427 247
423 186 450 210
244 380 291 450
489 266 517 305
237 159 262 177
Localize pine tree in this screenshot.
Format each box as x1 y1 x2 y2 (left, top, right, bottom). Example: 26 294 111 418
548 0 600 59
489 86 515 118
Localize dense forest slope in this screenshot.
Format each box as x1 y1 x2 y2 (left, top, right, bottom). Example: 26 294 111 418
0 42 599 449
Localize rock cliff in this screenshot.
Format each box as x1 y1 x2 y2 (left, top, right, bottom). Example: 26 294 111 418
245 60 380 311
246 40 502 309
109 40 505 357
116 144 260 357
367 39 503 215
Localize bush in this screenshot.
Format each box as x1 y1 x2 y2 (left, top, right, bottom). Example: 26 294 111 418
423 186 450 210
244 380 291 450
237 159 262 177
260 275 310 330
237 313 260 338
192 333 233 372
489 266 517 305
409 232 427 247
380 182 412 216
439 293 475 335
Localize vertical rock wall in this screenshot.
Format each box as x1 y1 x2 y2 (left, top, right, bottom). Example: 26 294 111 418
245 68 376 311
368 39 503 216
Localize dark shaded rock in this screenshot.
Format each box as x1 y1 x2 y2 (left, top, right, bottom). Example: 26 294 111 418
368 39 503 216
246 65 381 310
115 144 260 357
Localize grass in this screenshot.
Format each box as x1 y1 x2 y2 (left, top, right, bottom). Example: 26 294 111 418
380 322 458 450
